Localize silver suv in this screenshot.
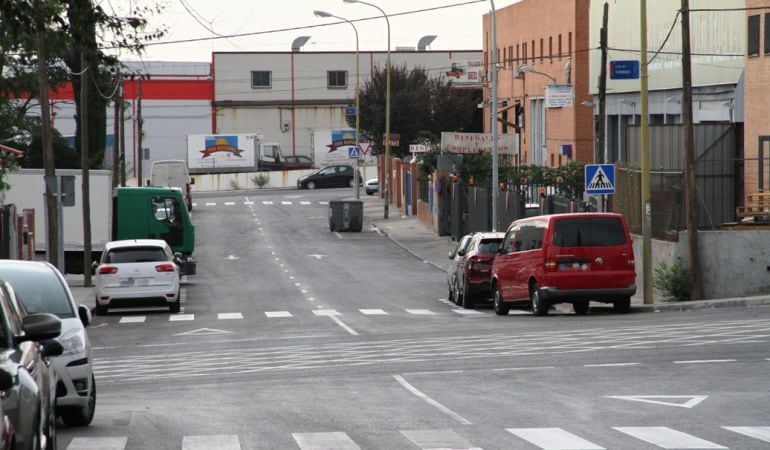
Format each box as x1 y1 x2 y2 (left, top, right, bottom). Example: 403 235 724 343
0 261 96 427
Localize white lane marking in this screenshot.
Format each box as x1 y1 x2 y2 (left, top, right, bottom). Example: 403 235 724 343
192 203 197 207
507 428 604 450
292 432 360 450
281 201 292 205
224 202 235 206
406 309 437 315
452 309 485 315
394 375 471 425
614 427 727 449
360 309 388 315
225 255 240 260
66 437 128 449
205 202 216 206
300 201 311 205
169 314 195 321
674 359 736 364
492 366 556 372
265 311 292 318
400 429 480 450
263 201 273 205
334 232 343 239
722 426 770 443
244 201 254 205
182 434 241 450
119 316 146 324
319 201 329 205
218 313 243 320
330 315 359 336
174 328 232 336
584 362 640 367
605 395 708 408
313 309 340 316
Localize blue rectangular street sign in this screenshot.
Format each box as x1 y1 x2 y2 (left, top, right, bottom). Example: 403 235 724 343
610 60 640 80
345 106 357 116
348 147 361 159
585 164 615 195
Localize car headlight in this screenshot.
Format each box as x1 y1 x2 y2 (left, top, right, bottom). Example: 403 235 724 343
59 328 86 356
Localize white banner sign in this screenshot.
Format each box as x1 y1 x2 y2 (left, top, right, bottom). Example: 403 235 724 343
409 144 430 153
441 132 517 154
545 84 574 108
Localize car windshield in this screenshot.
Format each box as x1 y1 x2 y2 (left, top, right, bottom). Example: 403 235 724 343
0 265 75 318
552 217 627 247
478 238 503 254
106 247 167 263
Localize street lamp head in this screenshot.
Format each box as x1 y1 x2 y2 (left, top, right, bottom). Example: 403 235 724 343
314 10 332 17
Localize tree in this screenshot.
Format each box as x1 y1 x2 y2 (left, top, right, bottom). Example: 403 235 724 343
352 65 480 159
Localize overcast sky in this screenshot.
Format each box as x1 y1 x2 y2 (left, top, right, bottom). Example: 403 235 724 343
117 0 520 62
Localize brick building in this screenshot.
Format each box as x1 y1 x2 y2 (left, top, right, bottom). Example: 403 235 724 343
482 0 593 166
745 1 770 194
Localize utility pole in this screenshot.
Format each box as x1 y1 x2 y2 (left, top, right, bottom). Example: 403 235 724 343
36 22 58 269
640 0 653 305
80 51 92 286
119 81 126 187
136 77 143 187
112 68 120 188
597 2 608 164
681 0 701 300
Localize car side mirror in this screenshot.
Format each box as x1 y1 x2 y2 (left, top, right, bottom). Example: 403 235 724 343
498 247 508 255
19 313 61 342
457 249 466 257
41 339 64 358
78 304 92 327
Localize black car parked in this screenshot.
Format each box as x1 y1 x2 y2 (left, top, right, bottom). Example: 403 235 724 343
0 281 62 450
297 164 362 189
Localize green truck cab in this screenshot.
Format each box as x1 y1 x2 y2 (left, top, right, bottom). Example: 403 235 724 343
113 187 196 275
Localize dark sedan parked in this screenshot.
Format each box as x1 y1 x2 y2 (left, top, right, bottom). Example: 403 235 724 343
297 164 362 189
0 281 62 450
447 232 505 308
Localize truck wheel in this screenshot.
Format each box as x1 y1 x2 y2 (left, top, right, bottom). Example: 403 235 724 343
307 181 316 190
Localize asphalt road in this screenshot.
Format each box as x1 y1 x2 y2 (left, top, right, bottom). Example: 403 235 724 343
60 188 770 450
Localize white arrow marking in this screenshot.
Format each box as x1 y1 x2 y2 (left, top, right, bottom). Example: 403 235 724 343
225 255 240 260
174 328 233 336
605 395 708 408
307 254 326 259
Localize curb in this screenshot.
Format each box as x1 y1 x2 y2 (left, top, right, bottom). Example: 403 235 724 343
371 222 447 272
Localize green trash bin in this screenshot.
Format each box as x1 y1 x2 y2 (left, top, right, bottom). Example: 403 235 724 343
329 200 363 232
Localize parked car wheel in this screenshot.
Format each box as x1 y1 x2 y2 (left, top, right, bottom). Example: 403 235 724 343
531 283 549 316
614 297 631 314
448 283 454 304
170 290 181 313
60 374 95 427
461 279 474 309
307 181 316 190
94 301 108 316
493 285 509 315
573 301 589 315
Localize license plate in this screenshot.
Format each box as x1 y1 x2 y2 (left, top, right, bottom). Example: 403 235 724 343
559 263 589 271
119 278 134 286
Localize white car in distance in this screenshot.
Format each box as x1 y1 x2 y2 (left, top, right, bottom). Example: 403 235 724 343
94 239 181 314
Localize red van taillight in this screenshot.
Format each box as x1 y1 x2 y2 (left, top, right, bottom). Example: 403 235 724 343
545 261 557 272
155 263 175 273
98 266 118 275
628 258 635 267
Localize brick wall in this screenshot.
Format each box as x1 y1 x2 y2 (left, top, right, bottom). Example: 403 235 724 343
745 1 770 195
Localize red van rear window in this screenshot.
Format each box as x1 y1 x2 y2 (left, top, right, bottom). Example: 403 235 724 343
552 217 627 247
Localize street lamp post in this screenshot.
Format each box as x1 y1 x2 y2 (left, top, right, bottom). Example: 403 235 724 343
314 10 361 199
344 0 390 219
490 0 499 232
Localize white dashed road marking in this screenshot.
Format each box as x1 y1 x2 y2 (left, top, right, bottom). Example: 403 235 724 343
265 311 292 318
169 314 195 321
118 316 146 324
360 309 388 315
406 309 437 315
218 313 243 320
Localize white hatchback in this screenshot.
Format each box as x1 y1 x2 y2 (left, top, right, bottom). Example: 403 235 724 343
94 239 181 314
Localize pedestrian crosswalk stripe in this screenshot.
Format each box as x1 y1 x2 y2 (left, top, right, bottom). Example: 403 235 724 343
224 202 235 206
192 203 197 207
265 311 292 318
301 201 311 205
722 426 770 443
360 309 388 315
169 314 194 321
453 309 485 315
182 434 241 450
66 436 128 450
218 313 243 320
205 202 216 206
244 201 254 205
319 201 329 205
406 309 437 315
118 316 146 323
401 429 480 449
263 201 273 205
281 201 292 205
614 427 727 449
313 309 340 316
293 432 360 450
507 428 605 450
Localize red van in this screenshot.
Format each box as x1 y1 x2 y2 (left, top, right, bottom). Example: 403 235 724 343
491 213 636 316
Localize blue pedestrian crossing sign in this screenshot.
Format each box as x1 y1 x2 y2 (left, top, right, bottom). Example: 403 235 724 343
585 164 615 195
348 147 361 159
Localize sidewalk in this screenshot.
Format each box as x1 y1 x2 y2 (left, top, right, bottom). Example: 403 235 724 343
358 194 770 313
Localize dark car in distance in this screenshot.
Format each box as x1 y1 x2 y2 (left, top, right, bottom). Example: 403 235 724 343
283 155 314 170
297 164 362 189
447 232 505 309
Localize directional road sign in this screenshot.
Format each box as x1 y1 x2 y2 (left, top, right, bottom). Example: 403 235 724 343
585 164 615 195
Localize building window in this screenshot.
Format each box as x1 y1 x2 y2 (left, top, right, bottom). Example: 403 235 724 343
523 42 528 64
503 47 507 67
327 71 348 88
568 32 572 57
540 38 544 63
532 40 536 62
251 71 271 88
558 34 563 60
516 43 520 63
748 14 760 56
509 45 513 67
765 13 770 54
549 36 553 61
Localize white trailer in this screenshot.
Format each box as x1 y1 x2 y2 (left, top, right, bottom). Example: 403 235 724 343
187 133 286 172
